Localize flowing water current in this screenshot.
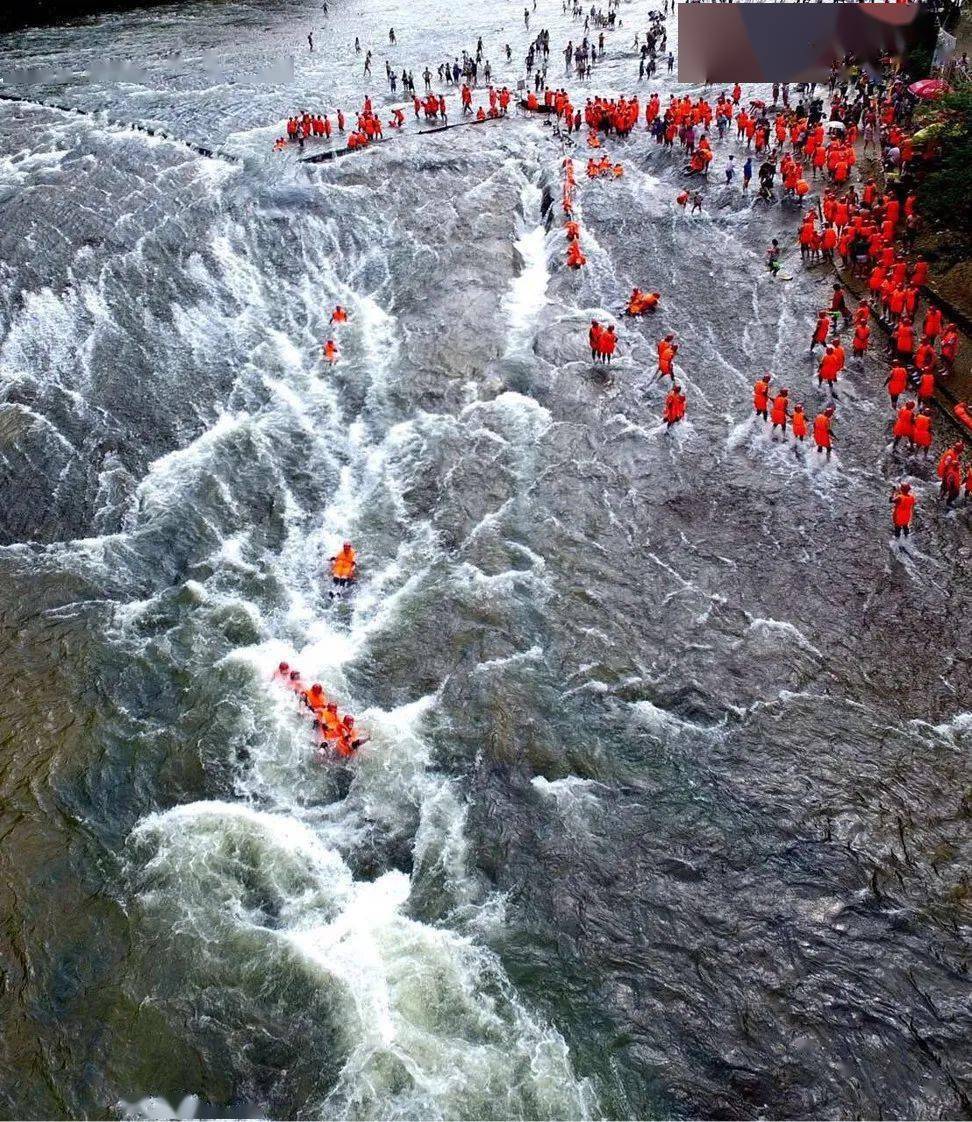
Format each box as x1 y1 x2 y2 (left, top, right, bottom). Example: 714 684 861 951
0 1 970 1119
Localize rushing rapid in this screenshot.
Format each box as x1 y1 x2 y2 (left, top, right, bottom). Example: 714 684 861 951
1 1 970 1120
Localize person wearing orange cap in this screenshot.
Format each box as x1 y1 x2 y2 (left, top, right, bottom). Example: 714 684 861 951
813 405 836 459
890 482 915 538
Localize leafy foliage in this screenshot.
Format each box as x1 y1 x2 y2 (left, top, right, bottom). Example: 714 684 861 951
915 91 972 242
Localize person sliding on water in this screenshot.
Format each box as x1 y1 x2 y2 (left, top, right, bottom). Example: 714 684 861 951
323 339 339 363
627 288 660 315
330 305 348 324
330 541 357 586
566 241 586 268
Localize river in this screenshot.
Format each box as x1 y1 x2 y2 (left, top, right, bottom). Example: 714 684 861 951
0 1 970 1118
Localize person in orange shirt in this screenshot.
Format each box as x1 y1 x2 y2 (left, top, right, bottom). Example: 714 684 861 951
791 403 808 443
330 306 348 324
891 401 916 451
627 289 660 315
912 406 933 457
938 443 964 505
303 682 328 713
810 310 831 353
753 374 771 421
817 346 841 395
598 325 618 363
323 339 339 363
656 335 677 379
890 482 915 539
885 363 909 409
813 405 836 459
330 541 357 586
770 388 789 436
663 384 686 428
566 242 586 268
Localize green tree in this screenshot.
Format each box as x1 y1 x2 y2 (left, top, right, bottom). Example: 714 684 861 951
915 91 972 246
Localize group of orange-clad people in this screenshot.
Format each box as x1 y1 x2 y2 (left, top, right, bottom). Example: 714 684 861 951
790 159 968 506
293 302 368 762
274 661 368 760
588 319 618 363
557 65 969 538
563 158 588 269
787 78 972 534
751 372 836 458
274 107 346 150
586 155 624 179
321 303 348 365
653 335 685 428
275 84 512 155
274 98 386 153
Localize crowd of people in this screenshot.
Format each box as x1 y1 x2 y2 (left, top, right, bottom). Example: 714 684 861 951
276 8 968 750
273 661 368 760
553 45 969 539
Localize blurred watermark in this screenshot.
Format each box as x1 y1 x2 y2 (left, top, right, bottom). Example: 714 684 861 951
678 2 932 82
118 1095 266 1120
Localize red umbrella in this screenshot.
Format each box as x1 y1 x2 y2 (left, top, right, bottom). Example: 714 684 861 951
908 78 950 99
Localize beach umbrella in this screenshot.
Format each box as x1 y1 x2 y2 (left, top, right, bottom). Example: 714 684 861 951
908 78 949 99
